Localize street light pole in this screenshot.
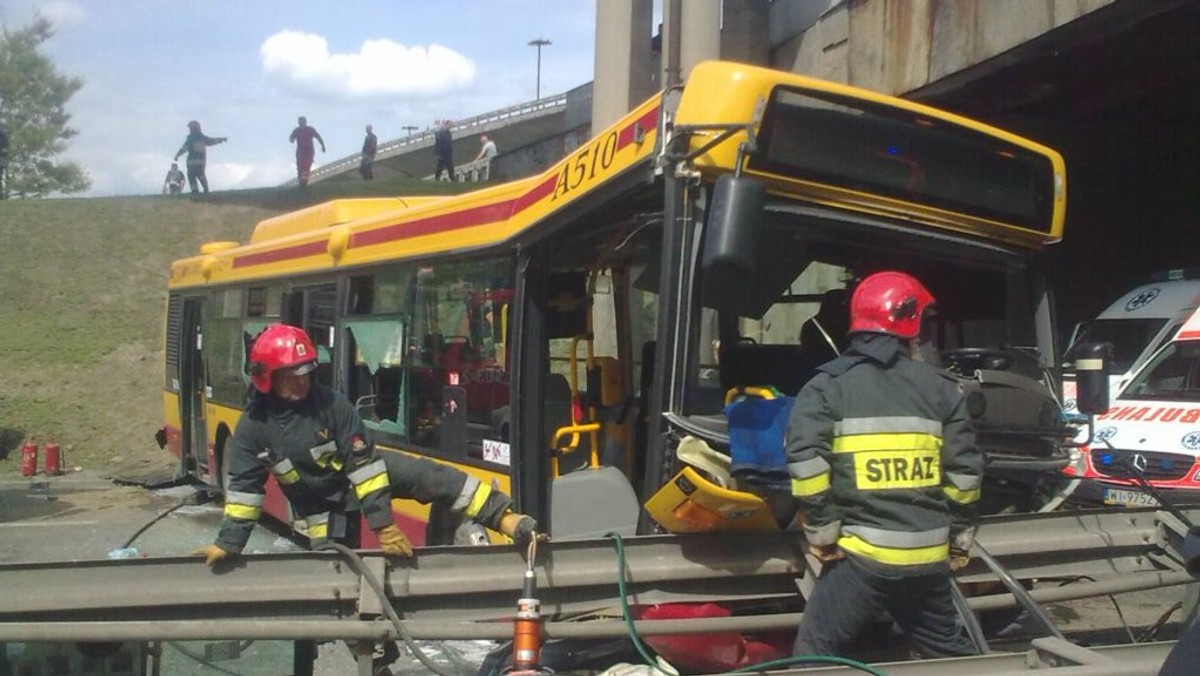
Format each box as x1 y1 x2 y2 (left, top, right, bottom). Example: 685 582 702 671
527 38 552 100
401 125 418 137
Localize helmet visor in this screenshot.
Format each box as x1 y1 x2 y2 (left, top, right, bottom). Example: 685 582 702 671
280 361 316 377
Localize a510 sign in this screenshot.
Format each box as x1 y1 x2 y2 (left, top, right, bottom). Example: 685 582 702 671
552 130 619 201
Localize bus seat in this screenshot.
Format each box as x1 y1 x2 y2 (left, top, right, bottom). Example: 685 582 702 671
676 435 734 489
550 464 640 539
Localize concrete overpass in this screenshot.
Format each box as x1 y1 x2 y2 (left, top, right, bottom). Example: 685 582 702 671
302 83 591 187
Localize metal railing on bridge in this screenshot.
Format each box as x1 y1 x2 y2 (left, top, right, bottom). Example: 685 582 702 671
289 91 568 187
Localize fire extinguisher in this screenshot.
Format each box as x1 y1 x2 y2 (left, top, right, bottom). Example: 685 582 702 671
20 440 39 477
44 441 63 476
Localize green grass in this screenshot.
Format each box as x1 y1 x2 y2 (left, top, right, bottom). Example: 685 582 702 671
0 177 480 474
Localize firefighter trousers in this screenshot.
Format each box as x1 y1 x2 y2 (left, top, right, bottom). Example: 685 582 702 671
793 554 977 660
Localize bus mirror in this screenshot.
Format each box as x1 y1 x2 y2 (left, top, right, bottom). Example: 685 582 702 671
1073 342 1112 415
702 175 765 309
1067 320 1088 351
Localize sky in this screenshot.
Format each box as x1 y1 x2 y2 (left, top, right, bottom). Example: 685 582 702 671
0 0 601 197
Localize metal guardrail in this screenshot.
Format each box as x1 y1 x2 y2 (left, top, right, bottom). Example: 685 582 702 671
0 506 1195 673
290 92 568 187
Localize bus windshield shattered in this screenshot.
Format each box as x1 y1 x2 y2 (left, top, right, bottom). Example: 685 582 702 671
681 204 1072 513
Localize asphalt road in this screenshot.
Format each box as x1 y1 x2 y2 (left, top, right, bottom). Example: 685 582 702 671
0 470 493 675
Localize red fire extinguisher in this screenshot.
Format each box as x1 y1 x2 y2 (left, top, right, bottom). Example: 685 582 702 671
44 442 63 476
20 440 39 477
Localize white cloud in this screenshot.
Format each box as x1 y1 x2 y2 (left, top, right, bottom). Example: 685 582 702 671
260 30 476 98
36 0 85 27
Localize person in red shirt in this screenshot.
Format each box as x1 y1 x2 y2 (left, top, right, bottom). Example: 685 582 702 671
289 116 326 187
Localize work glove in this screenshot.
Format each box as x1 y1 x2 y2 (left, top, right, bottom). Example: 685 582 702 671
193 544 232 567
498 511 539 546
374 524 414 558
949 547 971 572
808 543 844 563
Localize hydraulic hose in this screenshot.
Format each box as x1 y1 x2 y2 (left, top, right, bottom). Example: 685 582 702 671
972 541 1064 640
603 531 888 676
121 494 198 549
313 541 461 676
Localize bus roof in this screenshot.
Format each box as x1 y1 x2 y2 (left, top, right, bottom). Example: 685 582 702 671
171 61 1066 289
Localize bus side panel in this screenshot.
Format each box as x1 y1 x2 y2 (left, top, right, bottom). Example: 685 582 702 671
261 475 290 526
162 391 184 461
380 446 512 546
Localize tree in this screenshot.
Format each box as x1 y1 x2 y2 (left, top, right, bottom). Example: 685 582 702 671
0 16 89 198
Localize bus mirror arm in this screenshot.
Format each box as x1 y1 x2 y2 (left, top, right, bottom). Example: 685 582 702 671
664 123 756 167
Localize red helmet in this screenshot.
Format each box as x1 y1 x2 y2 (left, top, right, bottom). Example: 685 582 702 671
849 271 935 339
247 323 317 393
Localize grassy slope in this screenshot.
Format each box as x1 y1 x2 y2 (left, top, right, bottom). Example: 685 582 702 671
0 178 473 477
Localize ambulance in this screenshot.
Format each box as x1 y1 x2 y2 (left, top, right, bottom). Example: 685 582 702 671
1063 305 1200 506
1062 272 1200 412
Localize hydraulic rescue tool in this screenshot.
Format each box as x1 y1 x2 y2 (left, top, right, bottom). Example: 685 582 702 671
509 531 547 675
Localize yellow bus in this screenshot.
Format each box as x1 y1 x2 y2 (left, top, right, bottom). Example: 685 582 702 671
158 61 1068 545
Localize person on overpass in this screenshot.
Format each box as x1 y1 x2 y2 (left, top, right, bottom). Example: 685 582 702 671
433 118 455 181
359 124 378 181
194 323 537 569
173 120 227 194
289 116 326 187
786 271 983 660
162 162 186 195
474 134 498 163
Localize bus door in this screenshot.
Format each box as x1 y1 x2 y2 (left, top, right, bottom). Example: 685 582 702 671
283 283 338 389
178 296 210 477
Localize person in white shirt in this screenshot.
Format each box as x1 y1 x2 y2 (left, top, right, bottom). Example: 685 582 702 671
474 135 498 162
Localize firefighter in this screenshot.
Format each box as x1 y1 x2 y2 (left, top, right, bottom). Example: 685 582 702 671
786 271 983 659
194 323 536 568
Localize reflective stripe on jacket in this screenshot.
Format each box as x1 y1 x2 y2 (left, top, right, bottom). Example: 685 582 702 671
216 383 394 553
785 333 983 572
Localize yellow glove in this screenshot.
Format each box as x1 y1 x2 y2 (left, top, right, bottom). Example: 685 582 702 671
949 548 971 572
808 543 844 563
193 544 232 567
498 511 539 546
374 524 414 558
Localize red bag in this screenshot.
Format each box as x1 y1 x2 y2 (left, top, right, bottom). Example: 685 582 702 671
635 602 790 672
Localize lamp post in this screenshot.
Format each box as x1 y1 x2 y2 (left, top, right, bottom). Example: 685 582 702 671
401 125 418 137
527 38 552 100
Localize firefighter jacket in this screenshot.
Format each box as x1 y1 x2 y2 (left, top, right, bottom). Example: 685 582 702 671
785 333 983 573
215 383 394 554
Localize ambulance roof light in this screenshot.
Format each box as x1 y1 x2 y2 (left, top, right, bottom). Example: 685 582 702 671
1147 268 1200 283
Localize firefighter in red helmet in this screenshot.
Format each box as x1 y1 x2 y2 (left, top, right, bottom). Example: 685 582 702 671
195 323 536 569
786 271 983 660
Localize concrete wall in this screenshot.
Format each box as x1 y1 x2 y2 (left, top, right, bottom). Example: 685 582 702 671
593 0 655 134
773 0 1117 94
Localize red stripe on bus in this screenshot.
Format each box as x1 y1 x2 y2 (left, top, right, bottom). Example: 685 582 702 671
618 107 659 150
350 201 513 249
1177 330 1200 340
513 175 560 213
231 104 659 268
234 240 328 268
350 173 558 250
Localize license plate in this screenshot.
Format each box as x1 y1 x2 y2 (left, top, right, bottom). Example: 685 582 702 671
1101 488 1159 507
